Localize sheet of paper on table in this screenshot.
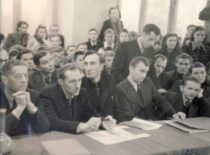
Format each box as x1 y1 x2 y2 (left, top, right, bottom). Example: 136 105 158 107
165 117 210 133
121 118 162 130
85 126 150 145
41 139 91 155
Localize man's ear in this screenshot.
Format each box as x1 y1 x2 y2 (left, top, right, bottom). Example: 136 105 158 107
1 76 8 85
180 85 184 92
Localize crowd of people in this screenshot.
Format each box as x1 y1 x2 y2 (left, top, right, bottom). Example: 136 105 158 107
0 7 210 150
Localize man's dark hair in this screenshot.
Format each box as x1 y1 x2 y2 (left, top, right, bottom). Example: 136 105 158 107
154 54 168 64
181 76 201 86
16 49 33 60
84 50 104 64
33 50 49 66
16 21 28 32
129 56 150 68
8 45 25 59
175 53 193 64
57 63 78 80
143 24 161 35
190 62 206 73
73 51 85 61
2 60 27 76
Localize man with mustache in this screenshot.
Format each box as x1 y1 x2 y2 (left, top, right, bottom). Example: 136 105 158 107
165 76 210 118
40 63 114 134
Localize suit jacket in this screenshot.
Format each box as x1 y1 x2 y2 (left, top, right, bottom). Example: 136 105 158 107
40 84 100 134
86 40 103 51
81 73 116 117
0 87 49 136
28 69 58 91
164 70 187 90
99 19 124 42
112 39 155 84
114 77 175 123
3 32 29 52
165 92 210 118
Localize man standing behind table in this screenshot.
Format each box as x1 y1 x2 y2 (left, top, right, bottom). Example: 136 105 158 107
112 24 161 83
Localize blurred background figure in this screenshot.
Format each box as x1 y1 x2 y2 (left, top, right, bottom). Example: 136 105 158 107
99 6 124 42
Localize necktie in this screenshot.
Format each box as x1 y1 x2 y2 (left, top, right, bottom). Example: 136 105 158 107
185 100 191 107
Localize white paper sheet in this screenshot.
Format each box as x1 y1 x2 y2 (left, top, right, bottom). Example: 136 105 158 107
85 126 150 145
121 118 162 130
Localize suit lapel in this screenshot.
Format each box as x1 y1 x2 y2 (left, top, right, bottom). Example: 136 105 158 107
124 80 144 108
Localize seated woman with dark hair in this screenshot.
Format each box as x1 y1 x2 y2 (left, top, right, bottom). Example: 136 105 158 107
27 25 51 53
156 33 182 71
182 26 210 66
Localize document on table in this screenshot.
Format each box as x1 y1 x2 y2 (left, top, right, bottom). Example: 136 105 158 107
85 126 150 145
165 117 210 133
121 118 162 130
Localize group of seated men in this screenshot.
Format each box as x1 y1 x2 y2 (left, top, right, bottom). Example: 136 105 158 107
0 22 210 139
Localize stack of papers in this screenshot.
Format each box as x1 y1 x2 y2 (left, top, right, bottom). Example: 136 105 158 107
166 117 210 133
121 118 162 130
41 139 91 155
85 126 150 145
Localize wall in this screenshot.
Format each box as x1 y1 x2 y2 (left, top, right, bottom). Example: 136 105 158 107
71 0 117 45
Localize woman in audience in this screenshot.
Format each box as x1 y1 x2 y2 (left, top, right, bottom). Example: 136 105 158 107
27 25 51 53
182 26 210 66
99 6 124 42
156 33 182 71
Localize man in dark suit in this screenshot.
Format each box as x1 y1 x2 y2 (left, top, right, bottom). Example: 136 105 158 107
86 28 102 51
82 51 116 117
165 76 210 118
112 24 161 84
114 56 183 123
0 60 49 136
3 21 30 52
164 53 193 90
40 63 115 134
28 49 57 91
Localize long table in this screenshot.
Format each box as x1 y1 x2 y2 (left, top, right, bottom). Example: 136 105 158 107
7 122 210 155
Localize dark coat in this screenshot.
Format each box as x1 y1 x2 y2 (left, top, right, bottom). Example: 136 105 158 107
99 19 124 42
0 87 49 136
40 84 100 134
114 77 176 123
182 42 210 66
112 39 155 84
3 32 29 51
28 69 58 92
165 92 210 118
164 70 186 90
86 40 103 52
81 73 116 117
